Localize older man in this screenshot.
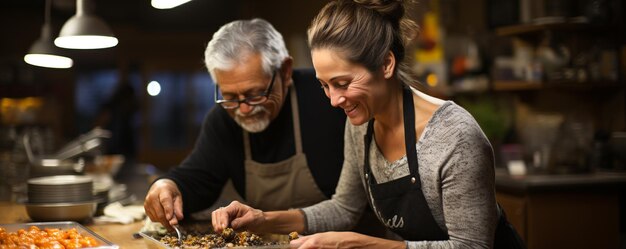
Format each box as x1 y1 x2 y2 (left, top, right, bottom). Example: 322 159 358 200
143 19 346 229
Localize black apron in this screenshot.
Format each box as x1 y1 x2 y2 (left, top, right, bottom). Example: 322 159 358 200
494 203 527 248
363 87 448 241
364 87 526 248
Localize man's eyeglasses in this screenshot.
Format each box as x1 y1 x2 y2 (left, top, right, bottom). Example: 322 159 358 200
214 70 277 110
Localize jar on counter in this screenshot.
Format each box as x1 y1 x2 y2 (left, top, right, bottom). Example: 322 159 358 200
549 117 594 174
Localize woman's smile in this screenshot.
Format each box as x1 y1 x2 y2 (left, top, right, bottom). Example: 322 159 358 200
343 104 358 116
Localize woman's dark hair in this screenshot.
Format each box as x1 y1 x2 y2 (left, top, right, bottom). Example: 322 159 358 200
307 0 420 88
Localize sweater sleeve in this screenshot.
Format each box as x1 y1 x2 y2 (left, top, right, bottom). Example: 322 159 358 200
301 120 368 233
407 104 498 249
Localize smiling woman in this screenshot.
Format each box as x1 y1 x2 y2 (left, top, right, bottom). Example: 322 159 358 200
312 48 388 125
302 1 524 247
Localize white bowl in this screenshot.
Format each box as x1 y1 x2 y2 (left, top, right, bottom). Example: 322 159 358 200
25 201 97 222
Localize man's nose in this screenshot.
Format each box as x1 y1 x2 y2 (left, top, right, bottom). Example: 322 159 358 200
239 102 253 114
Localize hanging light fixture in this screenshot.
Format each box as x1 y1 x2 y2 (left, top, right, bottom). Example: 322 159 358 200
151 0 193 9
54 0 118 49
24 0 73 69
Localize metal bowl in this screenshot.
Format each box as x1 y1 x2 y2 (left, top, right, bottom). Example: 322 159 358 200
25 201 97 222
29 159 84 177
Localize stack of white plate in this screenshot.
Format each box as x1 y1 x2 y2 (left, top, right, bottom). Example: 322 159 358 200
25 175 97 221
28 175 94 203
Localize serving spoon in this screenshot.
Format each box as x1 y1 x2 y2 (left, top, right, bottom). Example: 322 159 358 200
173 225 183 246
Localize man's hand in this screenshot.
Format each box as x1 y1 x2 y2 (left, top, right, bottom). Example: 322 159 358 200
211 201 266 233
144 179 184 230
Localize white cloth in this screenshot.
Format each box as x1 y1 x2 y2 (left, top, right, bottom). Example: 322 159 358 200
93 202 145 224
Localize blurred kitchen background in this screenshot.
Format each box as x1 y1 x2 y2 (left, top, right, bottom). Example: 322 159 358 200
0 0 625 248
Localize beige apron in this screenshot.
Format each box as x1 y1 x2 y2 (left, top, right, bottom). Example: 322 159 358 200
243 85 327 211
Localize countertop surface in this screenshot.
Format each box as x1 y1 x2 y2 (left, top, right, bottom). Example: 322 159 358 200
495 169 626 194
0 163 156 248
0 201 147 248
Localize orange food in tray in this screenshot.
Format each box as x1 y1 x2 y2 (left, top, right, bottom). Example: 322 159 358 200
0 226 99 249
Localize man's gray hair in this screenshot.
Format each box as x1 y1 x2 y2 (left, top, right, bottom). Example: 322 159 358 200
204 18 289 81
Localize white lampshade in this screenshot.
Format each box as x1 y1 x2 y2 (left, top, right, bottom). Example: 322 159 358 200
54 0 118 49
25 33 74 68
24 0 73 69
151 0 193 9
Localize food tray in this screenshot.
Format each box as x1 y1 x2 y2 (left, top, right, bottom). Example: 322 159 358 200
0 221 119 249
138 222 290 249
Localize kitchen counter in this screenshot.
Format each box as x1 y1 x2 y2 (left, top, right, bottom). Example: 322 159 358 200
495 169 626 194
494 169 626 249
0 201 147 248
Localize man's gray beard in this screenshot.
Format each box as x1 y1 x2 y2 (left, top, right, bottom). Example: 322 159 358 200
234 105 271 133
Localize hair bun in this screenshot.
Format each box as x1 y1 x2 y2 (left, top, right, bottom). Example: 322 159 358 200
352 0 404 23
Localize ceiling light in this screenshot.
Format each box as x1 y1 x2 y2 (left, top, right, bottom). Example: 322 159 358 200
54 0 118 49
147 81 161 96
151 0 193 9
24 0 73 69
24 25 74 69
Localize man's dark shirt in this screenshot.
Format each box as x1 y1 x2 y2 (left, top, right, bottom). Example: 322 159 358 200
164 68 346 214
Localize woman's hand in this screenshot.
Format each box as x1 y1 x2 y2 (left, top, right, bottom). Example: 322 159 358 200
290 232 354 249
290 232 407 249
211 201 266 233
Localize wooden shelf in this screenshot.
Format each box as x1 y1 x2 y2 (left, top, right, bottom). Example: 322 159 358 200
493 80 542 91
496 22 609 36
493 80 622 91
545 80 622 89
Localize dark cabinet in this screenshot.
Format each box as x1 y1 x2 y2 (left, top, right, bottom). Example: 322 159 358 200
496 172 625 249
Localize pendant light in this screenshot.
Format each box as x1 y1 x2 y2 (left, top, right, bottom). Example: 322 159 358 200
151 0 193 9
54 0 118 49
24 0 73 69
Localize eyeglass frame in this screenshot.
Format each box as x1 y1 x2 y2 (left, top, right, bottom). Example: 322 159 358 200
214 70 277 109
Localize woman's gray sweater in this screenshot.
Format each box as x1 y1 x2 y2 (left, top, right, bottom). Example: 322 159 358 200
301 100 498 249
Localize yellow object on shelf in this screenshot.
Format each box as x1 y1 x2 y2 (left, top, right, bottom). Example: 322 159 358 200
0 97 44 125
